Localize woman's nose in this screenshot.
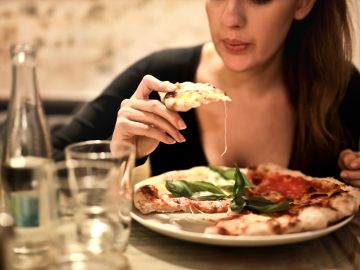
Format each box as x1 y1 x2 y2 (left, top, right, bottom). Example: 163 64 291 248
222 0 246 29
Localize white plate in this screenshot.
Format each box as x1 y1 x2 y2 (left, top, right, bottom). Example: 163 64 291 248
131 210 354 246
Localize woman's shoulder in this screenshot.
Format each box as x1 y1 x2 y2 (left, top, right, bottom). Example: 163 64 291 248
347 66 360 92
148 44 203 61
144 44 203 74
132 44 203 69
128 44 203 81
339 65 360 116
342 66 360 103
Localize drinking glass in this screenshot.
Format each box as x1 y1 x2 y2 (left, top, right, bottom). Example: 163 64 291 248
64 140 135 252
2 158 54 270
50 160 130 270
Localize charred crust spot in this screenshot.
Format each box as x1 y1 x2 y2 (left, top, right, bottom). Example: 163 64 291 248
218 227 231 235
288 219 299 228
172 198 182 204
309 193 327 199
307 186 316 193
310 201 330 208
267 219 282 234
140 185 159 199
252 177 262 185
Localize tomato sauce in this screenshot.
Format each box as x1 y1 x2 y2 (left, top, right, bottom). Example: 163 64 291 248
252 173 310 199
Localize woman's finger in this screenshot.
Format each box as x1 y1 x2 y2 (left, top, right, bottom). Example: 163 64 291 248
343 178 360 187
348 156 360 169
340 169 360 181
116 117 177 145
132 75 176 100
120 107 186 143
123 99 186 130
340 149 358 170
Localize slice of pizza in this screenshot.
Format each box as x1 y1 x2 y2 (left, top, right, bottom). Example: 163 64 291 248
204 164 360 235
133 166 233 214
133 164 360 235
159 82 231 112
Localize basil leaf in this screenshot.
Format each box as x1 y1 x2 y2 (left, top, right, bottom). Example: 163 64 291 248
209 165 235 180
235 165 252 189
245 196 273 205
166 179 226 197
246 200 289 213
191 191 227 201
233 166 245 197
165 180 192 197
230 196 246 213
187 181 225 194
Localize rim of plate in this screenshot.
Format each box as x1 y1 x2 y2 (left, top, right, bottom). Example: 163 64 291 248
131 211 354 243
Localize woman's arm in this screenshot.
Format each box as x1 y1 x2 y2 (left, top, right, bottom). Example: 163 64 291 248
51 56 152 160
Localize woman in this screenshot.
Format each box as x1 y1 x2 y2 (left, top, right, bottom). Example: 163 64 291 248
53 0 360 185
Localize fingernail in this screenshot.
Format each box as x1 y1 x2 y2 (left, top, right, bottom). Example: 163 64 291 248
168 138 176 144
340 171 348 178
178 134 186 143
177 120 187 130
351 161 359 168
165 82 176 91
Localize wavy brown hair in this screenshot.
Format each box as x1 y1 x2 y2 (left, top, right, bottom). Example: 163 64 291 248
284 0 354 176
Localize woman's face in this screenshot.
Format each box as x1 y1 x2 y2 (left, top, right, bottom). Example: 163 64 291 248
206 0 308 72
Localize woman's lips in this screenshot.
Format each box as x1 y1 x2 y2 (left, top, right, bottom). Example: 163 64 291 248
222 39 251 53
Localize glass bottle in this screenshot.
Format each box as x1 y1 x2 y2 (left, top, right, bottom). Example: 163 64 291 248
1 43 53 269
0 212 15 270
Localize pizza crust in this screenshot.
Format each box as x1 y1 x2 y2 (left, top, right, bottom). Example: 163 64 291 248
159 82 231 112
204 206 348 236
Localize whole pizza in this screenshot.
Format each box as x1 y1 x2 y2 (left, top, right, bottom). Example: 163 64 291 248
133 164 360 236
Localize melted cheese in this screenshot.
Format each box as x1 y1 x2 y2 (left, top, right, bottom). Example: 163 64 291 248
221 100 228 157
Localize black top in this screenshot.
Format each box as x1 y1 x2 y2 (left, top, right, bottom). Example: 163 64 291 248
52 44 360 178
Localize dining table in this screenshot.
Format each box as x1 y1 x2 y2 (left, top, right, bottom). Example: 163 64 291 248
123 212 360 270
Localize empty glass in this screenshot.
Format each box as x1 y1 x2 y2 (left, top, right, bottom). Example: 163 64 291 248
51 160 131 269
64 140 135 252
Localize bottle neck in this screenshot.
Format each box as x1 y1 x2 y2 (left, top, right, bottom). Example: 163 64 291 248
2 44 53 162
11 64 39 106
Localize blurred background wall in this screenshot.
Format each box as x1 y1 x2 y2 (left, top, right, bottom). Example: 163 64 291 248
0 0 209 101
0 0 359 102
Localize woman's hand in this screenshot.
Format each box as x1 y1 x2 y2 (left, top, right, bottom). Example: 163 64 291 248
112 75 186 159
338 149 360 187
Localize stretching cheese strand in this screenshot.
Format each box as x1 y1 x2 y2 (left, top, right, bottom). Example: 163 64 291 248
221 100 228 157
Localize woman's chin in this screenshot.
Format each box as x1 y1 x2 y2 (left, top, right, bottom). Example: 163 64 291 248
222 60 255 73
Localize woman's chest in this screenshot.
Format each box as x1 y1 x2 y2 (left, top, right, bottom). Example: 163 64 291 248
195 98 295 168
